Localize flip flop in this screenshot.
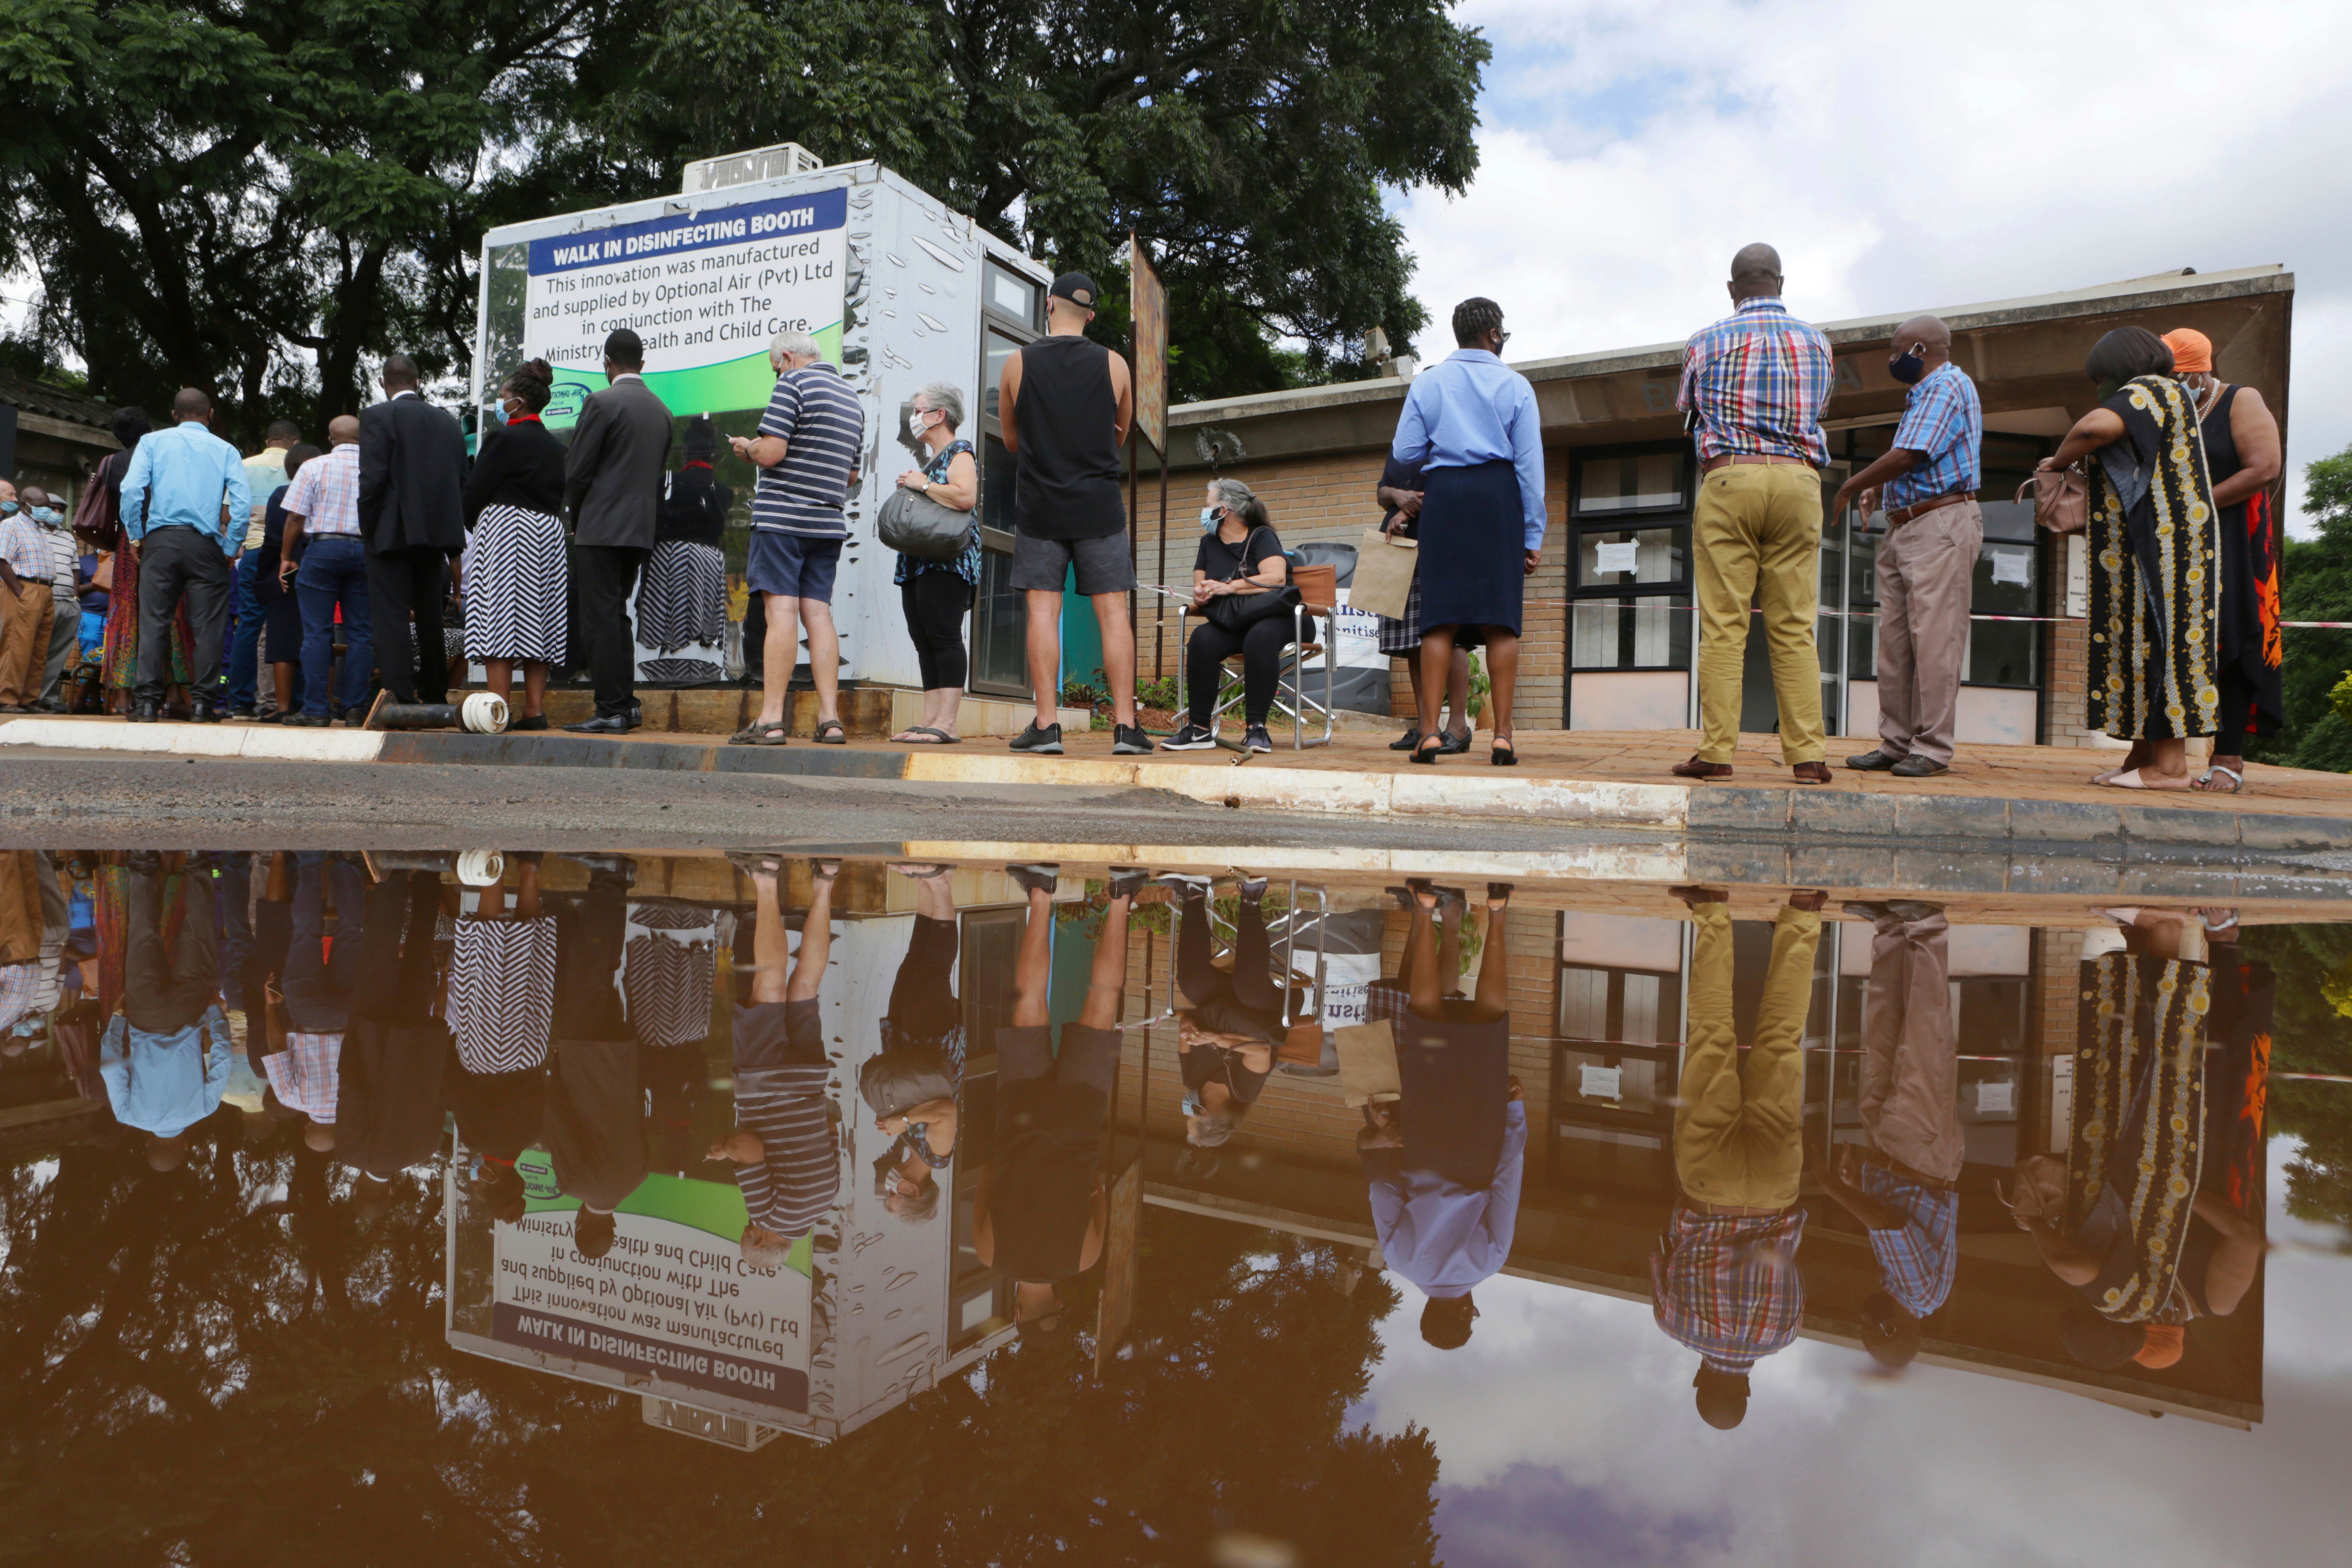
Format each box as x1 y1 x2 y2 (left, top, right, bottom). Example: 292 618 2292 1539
2194 765 2245 794
2100 768 2192 791
892 726 960 744
813 718 847 745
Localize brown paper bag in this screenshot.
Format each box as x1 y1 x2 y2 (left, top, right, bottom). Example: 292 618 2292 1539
1348 526 1417 621
1335 1020 1402 1108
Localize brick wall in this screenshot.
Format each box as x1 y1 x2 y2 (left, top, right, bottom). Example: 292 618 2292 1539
2044 612 2098 749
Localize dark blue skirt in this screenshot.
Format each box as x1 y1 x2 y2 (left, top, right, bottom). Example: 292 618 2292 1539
1416 459 1525 639
1396 1007 1512 1189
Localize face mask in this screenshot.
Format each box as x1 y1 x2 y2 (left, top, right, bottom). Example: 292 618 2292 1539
1889 343 1928 385
32 507 62 526
1200 506 1221 531
907 409 931 439
0 501 14 517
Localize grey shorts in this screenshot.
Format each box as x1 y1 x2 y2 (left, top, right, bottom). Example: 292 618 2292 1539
1010 529 1135 595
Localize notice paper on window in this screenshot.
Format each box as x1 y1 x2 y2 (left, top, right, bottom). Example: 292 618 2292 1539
1976 1079 2015 1115
1594 540 1640 575
1580 1063 1623 1100
1988 548 2030 587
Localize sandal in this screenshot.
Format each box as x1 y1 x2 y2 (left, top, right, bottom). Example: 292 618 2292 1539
728 721 790 746
2194 764 2245 794
1410 733 1445 766
2100 768 2192 791
813 718 846 745
892 726 959 744
1490 735 1517 767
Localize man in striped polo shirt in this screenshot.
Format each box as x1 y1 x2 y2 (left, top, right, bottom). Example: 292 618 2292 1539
731 331 865 746
711 857 843 1266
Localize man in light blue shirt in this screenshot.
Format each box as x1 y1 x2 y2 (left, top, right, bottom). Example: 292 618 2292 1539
118 387 249 723
1388 298 1546 764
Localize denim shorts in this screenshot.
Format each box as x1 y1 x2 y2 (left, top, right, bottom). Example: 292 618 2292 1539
747 531 843 602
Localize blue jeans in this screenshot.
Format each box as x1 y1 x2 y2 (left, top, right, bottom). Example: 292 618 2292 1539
225 552 265 708
296 537 373 718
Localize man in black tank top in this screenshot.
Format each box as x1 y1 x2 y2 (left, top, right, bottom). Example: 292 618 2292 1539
997 273 1152 755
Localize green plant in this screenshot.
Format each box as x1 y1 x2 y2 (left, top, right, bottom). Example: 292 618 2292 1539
1135 675 1180 712
1466 651 1490 720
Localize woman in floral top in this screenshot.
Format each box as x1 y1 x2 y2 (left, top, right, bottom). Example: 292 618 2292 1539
890 382 981 743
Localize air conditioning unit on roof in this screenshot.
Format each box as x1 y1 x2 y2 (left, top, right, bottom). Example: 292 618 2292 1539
680 142 825 196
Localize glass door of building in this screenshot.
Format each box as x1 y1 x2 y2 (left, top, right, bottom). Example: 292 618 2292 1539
967 263 1045 697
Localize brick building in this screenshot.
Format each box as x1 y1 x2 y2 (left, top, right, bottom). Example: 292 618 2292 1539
1120 265 2292 748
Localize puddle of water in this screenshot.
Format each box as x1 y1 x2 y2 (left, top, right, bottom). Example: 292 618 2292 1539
3 849 2348 1564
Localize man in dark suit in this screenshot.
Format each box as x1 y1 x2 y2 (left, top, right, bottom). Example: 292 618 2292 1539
562 329 673 733
356 353 467 715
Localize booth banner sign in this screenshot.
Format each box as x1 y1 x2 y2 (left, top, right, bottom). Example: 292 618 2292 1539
523 187 849 428
1298 594 1393 714
492 1166 813 1412
1130 234 1168 455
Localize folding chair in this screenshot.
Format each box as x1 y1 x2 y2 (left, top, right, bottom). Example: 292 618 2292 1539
1172 565 1337 751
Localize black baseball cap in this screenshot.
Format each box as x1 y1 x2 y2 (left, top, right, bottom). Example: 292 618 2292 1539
1049 273 1100 310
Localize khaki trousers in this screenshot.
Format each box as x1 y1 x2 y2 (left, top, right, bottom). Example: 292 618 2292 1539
1673 903 1819 1209
0 579 54 706
1859 908 1966 1181
1873 499 1982 766
1693 463 1825 764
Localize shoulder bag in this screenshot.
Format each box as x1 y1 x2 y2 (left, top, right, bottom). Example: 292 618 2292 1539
1203 526 1301 633
2019 466 2088 535
71 458 120 548
876 485 975 562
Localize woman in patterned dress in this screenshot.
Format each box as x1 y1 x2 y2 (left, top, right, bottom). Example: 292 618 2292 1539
461 359 568 731
94 409 195 714
447 853 555 1079
888 382 979 743
2038 327 2222 790
637 418 733 673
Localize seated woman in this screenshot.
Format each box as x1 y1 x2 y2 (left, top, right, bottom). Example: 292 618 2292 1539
1165 479 1292 755
1168 875 1292 1154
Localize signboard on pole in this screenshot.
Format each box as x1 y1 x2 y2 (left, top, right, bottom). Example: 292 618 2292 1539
521 187 849 428
1130 234 1168 455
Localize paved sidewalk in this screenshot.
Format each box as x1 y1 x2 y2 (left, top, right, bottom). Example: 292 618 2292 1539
3 714 2345 855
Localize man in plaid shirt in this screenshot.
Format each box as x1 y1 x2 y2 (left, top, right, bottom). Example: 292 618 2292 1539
1674 244 1835 785
1652 883 1823 1428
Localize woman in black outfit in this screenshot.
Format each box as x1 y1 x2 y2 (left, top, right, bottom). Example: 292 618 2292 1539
638 416 733 668
462 359 569 729
862 863 965 1223
1165 478 1292 755
254 445 320 722
1170 876 1297 1150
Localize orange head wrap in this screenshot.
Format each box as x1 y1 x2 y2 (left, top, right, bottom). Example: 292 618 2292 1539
2161 329 2213 375
2133 1322 2186 1369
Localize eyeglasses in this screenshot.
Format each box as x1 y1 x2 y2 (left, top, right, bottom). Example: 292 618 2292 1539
1495 329 1512 350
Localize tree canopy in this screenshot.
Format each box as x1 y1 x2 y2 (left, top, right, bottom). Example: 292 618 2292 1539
2252 443 2352 772
0 0 1487 443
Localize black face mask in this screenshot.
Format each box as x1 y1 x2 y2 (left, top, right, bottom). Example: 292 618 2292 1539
1889 343 1928 385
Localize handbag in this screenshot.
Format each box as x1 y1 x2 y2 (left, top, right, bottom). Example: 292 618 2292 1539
2019 467 2088 535
1203 525 1301 633
875 485 975 562
71 459 120 548
1349 524 1417 620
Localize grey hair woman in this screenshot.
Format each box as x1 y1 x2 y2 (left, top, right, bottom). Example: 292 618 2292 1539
889 381 981 744
1165 477 1293 753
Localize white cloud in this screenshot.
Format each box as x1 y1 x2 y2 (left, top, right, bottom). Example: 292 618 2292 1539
1400 0 2352 531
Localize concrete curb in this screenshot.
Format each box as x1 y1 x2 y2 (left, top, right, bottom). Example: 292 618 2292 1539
4 718 2342 853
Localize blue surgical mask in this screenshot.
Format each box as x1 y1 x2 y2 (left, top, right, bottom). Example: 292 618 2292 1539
1199 506 1221 530
31 506 62 526
1889 343 1928 385
0 501 15 517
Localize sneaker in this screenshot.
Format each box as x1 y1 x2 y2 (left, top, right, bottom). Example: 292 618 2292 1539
1007 862 1061 898
1105 866 1150 900
1009 721 1063 754
1154 872 1215 894
1244 724 1273 753
1889 754 1949 778
1112 723 1154 755
1162 723 1217 751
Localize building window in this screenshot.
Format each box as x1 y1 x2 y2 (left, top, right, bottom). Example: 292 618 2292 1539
984 262 1042 332
1572 450 1687 516
1566 445 1694 675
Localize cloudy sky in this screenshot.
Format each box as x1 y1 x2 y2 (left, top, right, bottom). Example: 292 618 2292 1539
1352 1136 2352 1566
1394 0 2352 532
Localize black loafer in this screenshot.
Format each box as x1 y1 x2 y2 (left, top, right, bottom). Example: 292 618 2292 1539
564 714 635 734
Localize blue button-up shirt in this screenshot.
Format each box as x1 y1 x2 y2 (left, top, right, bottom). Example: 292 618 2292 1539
1882 361 1983 510
119 420 251 555
100 1007 233 1137
1391 350 1548 550
1363 1100 1527 1298
1858 1160 1959 1318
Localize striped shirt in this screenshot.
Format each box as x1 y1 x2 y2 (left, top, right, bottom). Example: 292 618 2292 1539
0 962 38 1033
751 363 863 537
266 1032 343 1121
1676 297 1834 467
40 518 78 601
1882 362 1983 510
734 1062 840 1238
282 442 364 537
1650 1206 1807 1373
1858 1161 1959 1318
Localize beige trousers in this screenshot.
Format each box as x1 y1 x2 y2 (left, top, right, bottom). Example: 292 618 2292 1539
1693 463 1825 764
1873 499 1982 766
1673 902 1820 1209
0 579 54 706
1858 908 1966 1181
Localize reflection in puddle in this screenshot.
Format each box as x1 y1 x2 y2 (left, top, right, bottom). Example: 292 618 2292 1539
2 849 2346 1561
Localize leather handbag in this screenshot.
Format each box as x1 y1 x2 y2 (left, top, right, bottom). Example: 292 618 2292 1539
875 485 975 562
2019 467 2089 535
71 461 119 548
1203 525 1300 633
